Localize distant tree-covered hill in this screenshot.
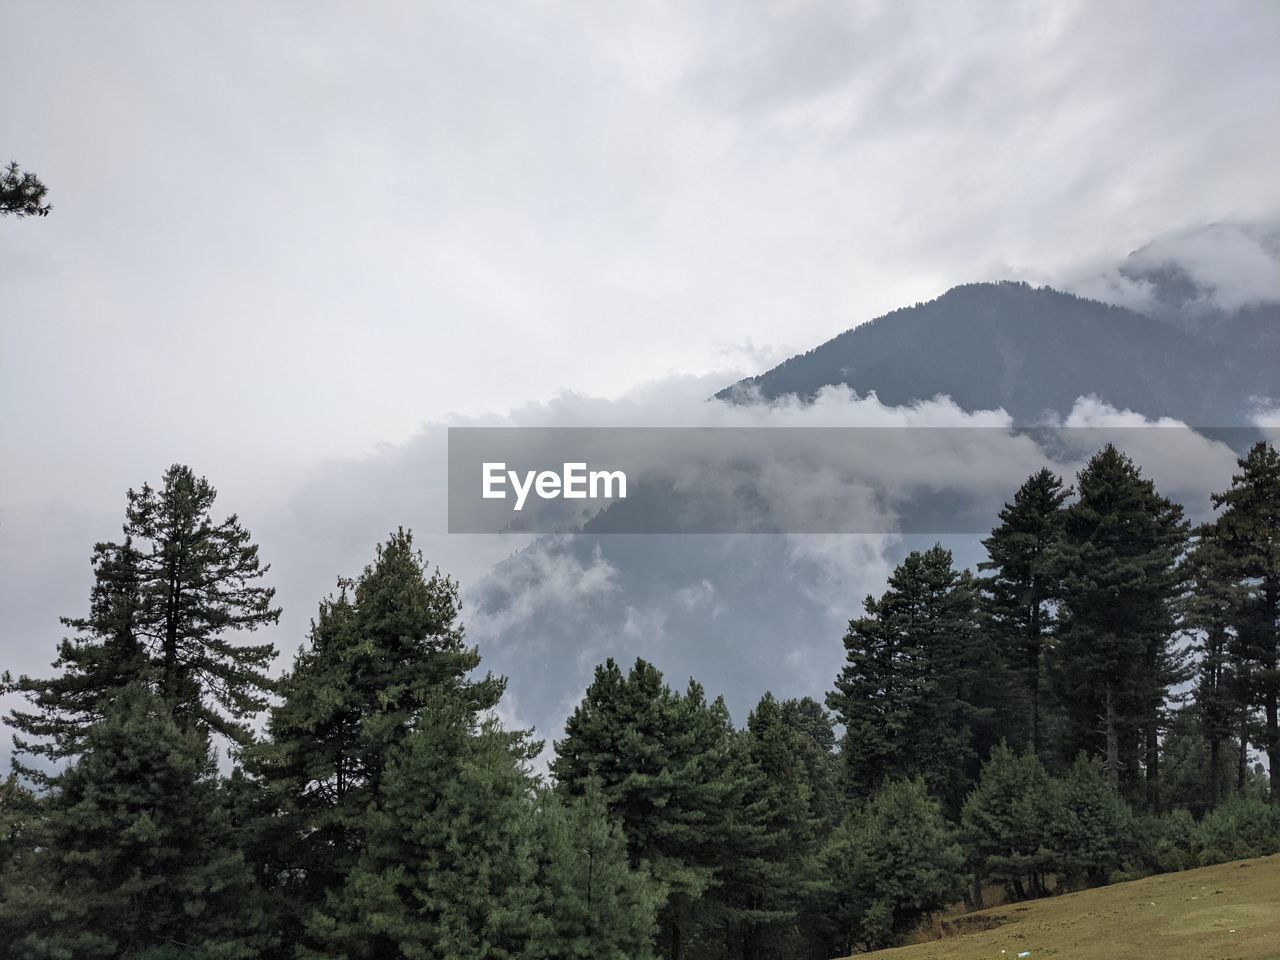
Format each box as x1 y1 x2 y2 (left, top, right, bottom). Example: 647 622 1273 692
716 281 1278 424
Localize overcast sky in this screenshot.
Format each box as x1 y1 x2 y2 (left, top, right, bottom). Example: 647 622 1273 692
3 2 1280 742
4 2 1280 505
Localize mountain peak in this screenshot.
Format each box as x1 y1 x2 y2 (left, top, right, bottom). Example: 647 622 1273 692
717 280 1274 425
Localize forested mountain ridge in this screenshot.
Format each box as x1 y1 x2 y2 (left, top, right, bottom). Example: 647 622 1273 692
716 281 1278 424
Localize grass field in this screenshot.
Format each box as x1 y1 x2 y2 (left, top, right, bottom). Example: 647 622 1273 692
855 854 1280 960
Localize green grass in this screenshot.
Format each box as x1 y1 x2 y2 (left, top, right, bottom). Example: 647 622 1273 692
852 854 1280 960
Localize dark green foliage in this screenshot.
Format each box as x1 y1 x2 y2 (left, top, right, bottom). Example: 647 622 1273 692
980 468 1070 756
818 779 964 954
1211 441 1280 800
1159 710 1240 818
7 441 1280 959
4 540 146 780
778 696 841 831
1130 809 1199 874
1051 444 1189 808
245 529 505 955
828 545 992 810
961 744 1058 899
0 160 51 217
0 773 38 942
5 465 280 763
1196 792 1280 866
551 658 739 959
528 784 659 960
0 684 267 959
1181 521 1252 809
1049 755 1132 889
716 693 824 960
301 701 539 960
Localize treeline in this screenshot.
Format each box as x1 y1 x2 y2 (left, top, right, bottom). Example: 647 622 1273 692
1 442 1278 959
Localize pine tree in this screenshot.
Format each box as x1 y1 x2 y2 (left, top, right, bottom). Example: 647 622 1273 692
4 540 146 781
961 744 1058 900
778 696 841 831
0 160 51 217
0 773 38 942
818 778 963 953
1182 521 1250 808
1212 441 1280 801
0 684 267 959
302 700 538 960
528 783 659 960
717 693 822 960
827 545 990 810
552 658 739 960
1052 445 1189 808
980 468 1070 756
5 464 280 759
1049 754 1133 889
1159 709 1240 818
245 530 505 955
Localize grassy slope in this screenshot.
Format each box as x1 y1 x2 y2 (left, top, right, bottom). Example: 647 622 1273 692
856 855 1280 960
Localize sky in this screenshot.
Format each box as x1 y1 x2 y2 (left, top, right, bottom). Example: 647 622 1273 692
3 1 1280 750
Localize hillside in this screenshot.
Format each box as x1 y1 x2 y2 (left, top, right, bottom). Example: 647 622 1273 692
854 855 1280 960
717 281 1278 425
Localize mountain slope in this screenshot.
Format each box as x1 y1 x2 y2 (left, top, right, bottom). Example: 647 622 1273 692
717 281 1275 425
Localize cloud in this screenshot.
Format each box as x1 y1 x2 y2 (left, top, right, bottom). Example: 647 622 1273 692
1064 220 1280 316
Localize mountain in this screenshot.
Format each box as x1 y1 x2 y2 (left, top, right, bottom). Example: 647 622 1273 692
472 274 1278 752
716 281 1278 424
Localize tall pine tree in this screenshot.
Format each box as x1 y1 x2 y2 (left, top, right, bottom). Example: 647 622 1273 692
1212 441 1280 801
5 464 280 764
1182 520 1250 808
980 468 1070 756
301 700 538 960
0 684 268 958
827 545 992 810
245 530 504 955
552 658 739 960
1052 445 1188 808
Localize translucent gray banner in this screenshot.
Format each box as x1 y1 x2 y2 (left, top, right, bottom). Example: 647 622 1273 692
447 426 1268 534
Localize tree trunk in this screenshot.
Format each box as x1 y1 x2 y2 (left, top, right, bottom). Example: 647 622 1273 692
1030 597 1042 756
1145 720 1160 813
1267 583 1280 803
1104 684 1120 790
1238 717 1250 794
1209 735 1222 808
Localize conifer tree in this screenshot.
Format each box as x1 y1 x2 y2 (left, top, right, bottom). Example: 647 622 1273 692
1052 445 1189 807
302 700 538 960
0 160 51 217
717 693 822 960
4 540 145 781
552 658 739 960
246 530 504 954
528 783 659 960
980 468 1070 755
818 778 963 953
827 545 990 810
961 744 1058 899
1049 754 1133 889
0 772 37 942
779 696 841 830
1183 521 1250 808
1212 441 1280 801
5 465 280 758
0 684 267 959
